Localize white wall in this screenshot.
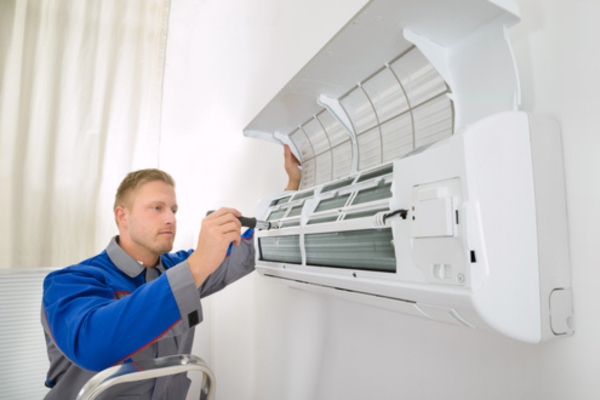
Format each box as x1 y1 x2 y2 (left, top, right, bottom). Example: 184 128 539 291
161 0 600 399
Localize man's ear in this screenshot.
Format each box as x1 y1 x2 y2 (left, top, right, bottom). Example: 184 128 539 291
115 206 127 229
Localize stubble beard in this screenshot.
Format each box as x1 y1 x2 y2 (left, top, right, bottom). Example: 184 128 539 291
153 232 175 255
131 229 176 259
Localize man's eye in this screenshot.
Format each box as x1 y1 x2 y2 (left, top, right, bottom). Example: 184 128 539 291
154 206 161 211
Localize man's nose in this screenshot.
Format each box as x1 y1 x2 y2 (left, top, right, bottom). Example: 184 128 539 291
165 210 176 224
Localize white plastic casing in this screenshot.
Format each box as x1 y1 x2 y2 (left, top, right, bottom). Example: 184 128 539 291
254 112 573 343
244 0 573 343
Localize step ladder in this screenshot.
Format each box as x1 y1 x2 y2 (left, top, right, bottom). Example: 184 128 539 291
76 354 215 400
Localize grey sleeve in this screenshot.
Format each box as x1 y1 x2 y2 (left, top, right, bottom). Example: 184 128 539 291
165 263 203 330
199 237 256 298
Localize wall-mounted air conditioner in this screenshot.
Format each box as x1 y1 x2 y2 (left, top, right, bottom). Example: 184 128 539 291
243 0 573 343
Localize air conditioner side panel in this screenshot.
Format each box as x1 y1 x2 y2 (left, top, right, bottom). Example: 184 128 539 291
461 112 542 342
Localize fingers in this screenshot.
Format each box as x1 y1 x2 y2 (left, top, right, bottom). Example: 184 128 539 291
284 144 301 167
283 145 302 190
187 208 245 287
203 208 242 245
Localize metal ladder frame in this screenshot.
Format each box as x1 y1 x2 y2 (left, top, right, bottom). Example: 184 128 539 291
76 354 215 400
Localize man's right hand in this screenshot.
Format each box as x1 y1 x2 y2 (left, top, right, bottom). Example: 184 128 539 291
187 207 242 287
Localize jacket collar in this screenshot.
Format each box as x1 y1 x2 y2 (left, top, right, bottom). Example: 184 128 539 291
106 236 164 278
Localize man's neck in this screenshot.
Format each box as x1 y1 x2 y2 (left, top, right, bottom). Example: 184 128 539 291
116 236 159 268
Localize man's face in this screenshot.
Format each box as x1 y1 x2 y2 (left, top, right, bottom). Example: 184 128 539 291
120 180 178 260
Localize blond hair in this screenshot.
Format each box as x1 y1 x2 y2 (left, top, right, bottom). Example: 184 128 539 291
114 168 176 212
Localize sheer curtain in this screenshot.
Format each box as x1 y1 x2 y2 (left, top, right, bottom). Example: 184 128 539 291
0 0 171 269
0 1 171 398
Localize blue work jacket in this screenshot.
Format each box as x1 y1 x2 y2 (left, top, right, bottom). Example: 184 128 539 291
42 232 254 400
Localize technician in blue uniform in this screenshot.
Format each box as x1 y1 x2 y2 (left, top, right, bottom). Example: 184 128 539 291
41 145 301 399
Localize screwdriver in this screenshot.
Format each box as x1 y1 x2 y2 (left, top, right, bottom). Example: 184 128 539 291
206 211 271 230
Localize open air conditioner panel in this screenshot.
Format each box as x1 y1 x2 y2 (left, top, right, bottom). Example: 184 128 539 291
243 0 573 343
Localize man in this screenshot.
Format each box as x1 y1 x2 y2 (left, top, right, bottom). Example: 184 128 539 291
42 145 301 399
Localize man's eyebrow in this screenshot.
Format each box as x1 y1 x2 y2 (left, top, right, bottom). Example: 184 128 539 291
148 201 178 209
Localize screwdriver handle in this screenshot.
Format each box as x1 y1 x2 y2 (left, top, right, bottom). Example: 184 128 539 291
237 216 257 229
206 211 269 229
